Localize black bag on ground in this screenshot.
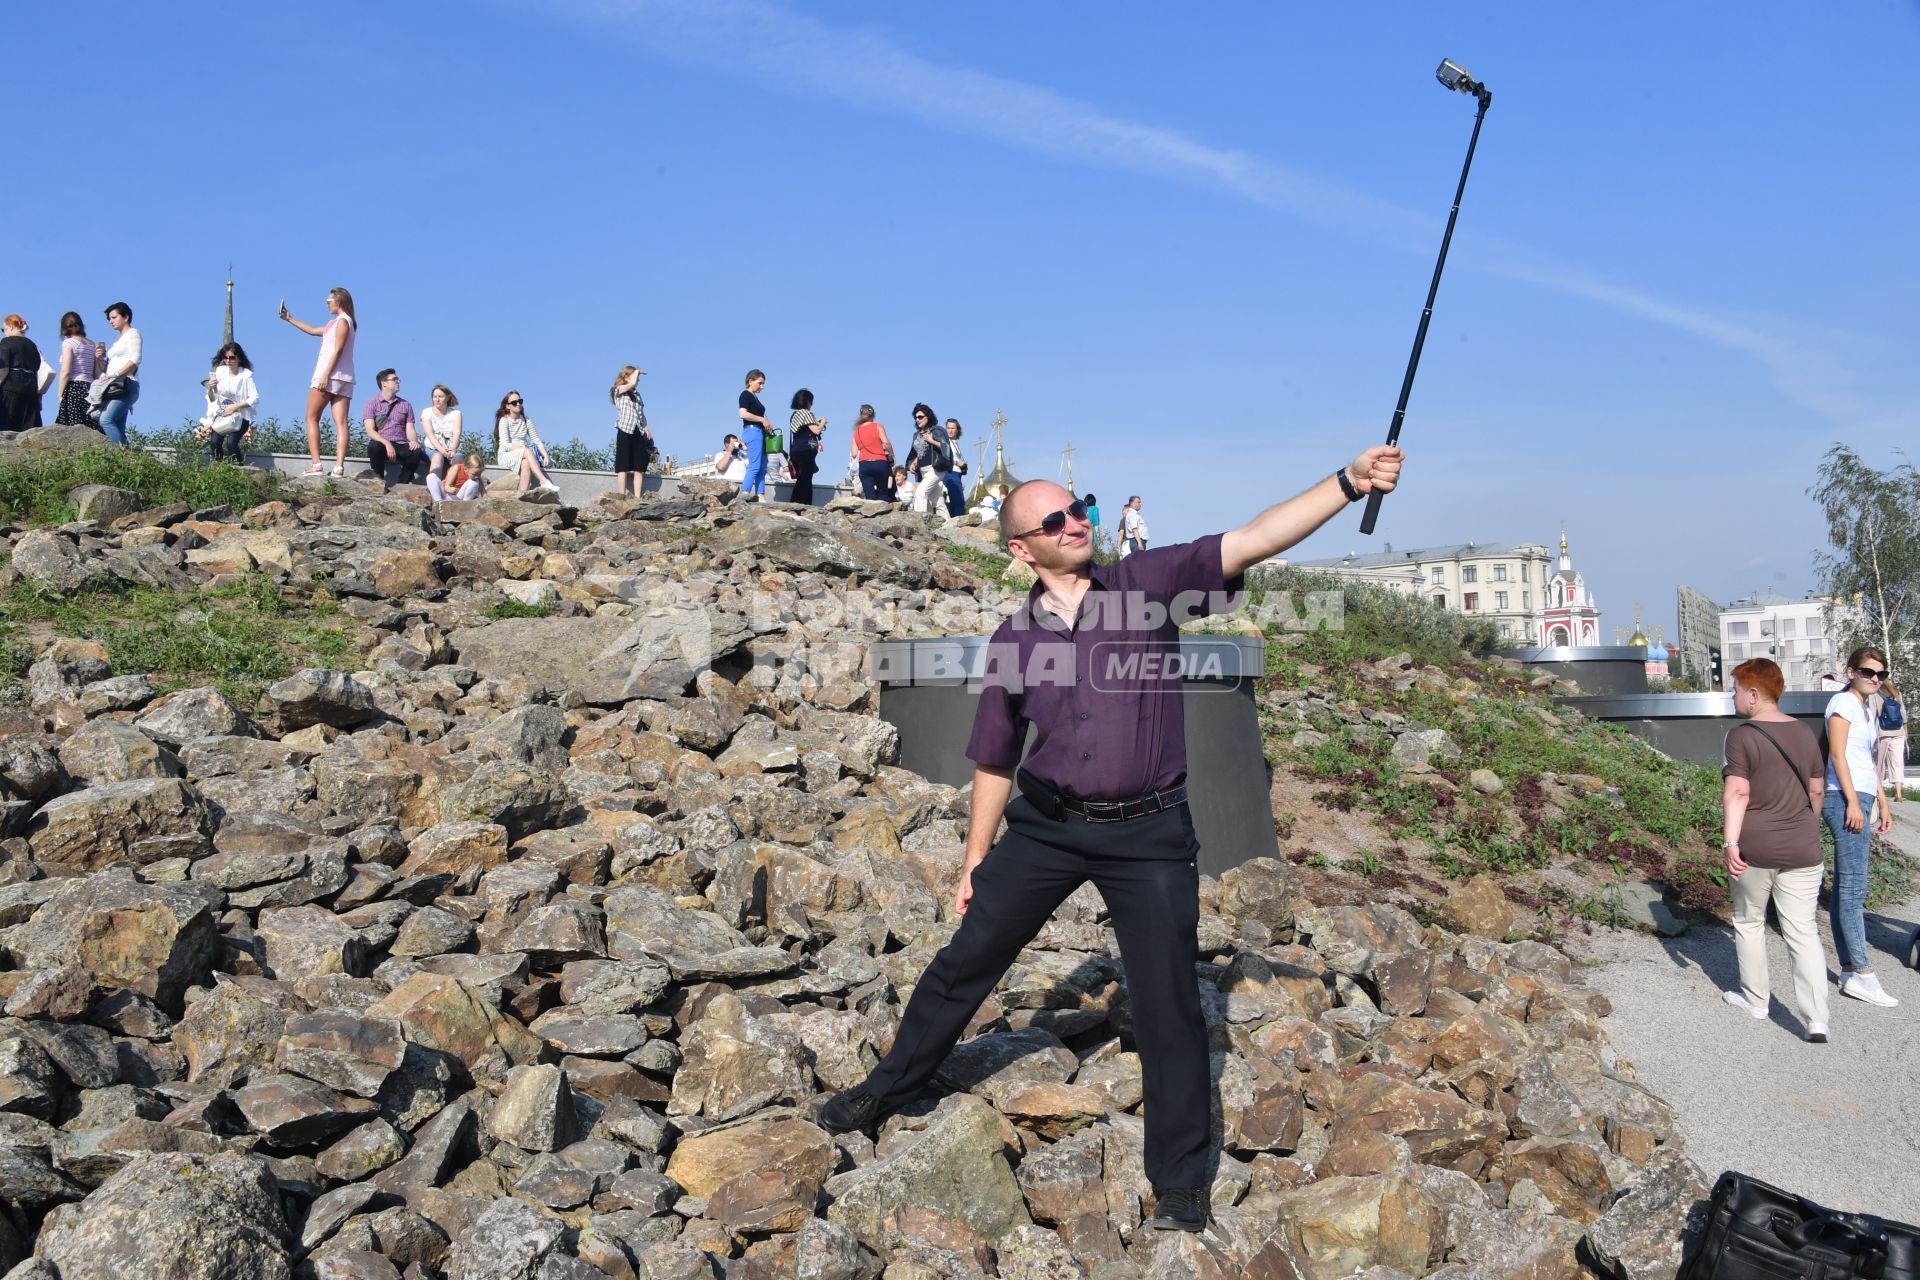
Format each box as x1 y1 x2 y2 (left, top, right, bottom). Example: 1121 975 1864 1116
1682 1171 1920 1279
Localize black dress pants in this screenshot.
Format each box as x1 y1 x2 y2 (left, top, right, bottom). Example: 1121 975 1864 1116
791 450 818 505
366 438 420 486
862 796 1210 1191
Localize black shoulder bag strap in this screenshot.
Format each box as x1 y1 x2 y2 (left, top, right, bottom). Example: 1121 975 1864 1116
1739 721 1806 779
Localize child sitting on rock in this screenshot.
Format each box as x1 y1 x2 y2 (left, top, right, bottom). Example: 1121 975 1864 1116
427 452 486 502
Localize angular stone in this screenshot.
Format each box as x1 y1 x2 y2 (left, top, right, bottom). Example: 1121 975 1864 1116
69 484 144 524
827 1095 1030 1254
136 687 258 749
367 973 544 1085
710 1165 823 1235
1269 1173 1440 1279
314 1116 408 1181
1216 857 1296 938
664 1113 834 1199
399 821 511 881
505 899 605 962
1332 1073 1505 1168
0 1029 60 1117
668 993 810 1121
274 1012 407 1098
1584 1148 1713 1280
11 529 107 593
1440 874 1519 940
389 906 476 958
27 778 214 870
487 1063 578 1152
56 719 180 786
258 905 368 979
443 1197 567 1280
235 1072 377 1147
171 975 304 1086
11 875 222 1009
934 1027 1078 1106
438 763 569 842
449 610 752 706
262 668 376 731
33 1153 289 1280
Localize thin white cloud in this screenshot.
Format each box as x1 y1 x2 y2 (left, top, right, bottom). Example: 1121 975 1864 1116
557 0 1901 422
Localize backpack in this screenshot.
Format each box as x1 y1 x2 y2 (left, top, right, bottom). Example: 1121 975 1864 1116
1882 696 1905 731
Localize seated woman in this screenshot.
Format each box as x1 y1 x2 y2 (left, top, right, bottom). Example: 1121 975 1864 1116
194 342 259 462
420 385 463 479
427 452 487 502
493 390 558 494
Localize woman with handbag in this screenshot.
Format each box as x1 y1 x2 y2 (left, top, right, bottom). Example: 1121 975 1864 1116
91 301 143 444
493 391 558 495
52 312 100 427
609 365 652 498
195 343 259 462
1720 657 1831 1041
281 287 356 476
788 388 826 505
0 315 44 433
1876 679 1908 805
1824 645 1897 1008
849 403 893 501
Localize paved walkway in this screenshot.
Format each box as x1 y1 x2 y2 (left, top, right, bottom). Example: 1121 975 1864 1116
1574 804 1920 1222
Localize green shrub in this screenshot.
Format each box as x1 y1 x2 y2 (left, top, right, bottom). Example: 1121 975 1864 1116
0 446 281 526
484 598 556 620
1244 564 1499 664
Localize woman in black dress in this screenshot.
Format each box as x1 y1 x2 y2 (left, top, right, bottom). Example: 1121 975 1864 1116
0 315 45 433
788 388 826 505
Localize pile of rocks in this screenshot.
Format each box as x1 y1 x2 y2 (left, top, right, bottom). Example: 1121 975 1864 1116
0 470 1708 1278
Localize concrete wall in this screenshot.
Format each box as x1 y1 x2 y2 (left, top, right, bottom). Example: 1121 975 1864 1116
1495 646 1651 696
1555 691 1837 767
215 451 855 509
870 636 1281 877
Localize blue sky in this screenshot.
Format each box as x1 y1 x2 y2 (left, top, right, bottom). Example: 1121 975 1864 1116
13 2 1918 641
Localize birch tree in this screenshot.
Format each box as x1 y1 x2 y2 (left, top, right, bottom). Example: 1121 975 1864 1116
1808 445 1920 674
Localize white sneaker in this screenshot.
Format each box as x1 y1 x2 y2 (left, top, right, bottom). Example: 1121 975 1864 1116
1807 1022 1830 1043
1840 972 1900 1007
1722 990 1767 1019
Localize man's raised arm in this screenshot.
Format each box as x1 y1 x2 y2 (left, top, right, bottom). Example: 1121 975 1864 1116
1219 446 1403 579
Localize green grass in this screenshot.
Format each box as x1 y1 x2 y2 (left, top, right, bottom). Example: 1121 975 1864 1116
0 574 358 707
0 445 281 526
484 598 556 620
937 538 1014 580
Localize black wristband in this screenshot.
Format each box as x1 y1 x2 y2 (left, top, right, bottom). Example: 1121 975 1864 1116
1335 466 1362 502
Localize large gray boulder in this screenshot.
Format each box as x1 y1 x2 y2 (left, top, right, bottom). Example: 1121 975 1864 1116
26 778 214 870
10 875 222 1009
826 1095 1030 1255
32 1152 290 1279
9 530 107 594
448 611 751 706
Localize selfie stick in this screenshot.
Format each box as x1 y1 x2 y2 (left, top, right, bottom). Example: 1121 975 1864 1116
1360 59 1492 536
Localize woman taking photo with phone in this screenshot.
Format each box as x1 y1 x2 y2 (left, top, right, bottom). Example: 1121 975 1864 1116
1824 646 1897 1008
280 287 356 476
610 365 652 497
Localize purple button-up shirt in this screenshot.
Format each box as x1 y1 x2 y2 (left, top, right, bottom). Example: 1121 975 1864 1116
362 394 416 446
965 533 1244 801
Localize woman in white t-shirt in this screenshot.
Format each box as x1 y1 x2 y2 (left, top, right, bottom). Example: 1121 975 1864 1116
1822 645 1896 1008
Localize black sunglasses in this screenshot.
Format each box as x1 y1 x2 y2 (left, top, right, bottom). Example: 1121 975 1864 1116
1010 499 1088 541
506 399 524 406
1856 666 1887 680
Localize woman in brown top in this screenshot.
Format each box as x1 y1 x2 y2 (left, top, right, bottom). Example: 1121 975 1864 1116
1721 657 1831 1041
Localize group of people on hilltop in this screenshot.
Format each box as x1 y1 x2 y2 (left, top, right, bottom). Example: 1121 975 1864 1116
278 288 568 498
1720 649 1908 1044
0 303 145 441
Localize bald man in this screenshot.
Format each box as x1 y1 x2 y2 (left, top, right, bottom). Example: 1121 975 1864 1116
819 446 1404 1232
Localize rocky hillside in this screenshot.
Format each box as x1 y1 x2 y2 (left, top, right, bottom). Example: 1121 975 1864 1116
0 428 1710 1279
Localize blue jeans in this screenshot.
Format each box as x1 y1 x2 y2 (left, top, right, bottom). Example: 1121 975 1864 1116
942 471 966 516
98 378 138 444
741 428 767 495
857 459 891 500
1822 789 1876 971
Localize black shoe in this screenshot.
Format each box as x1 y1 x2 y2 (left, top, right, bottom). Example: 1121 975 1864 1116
817 1084 886 1134
1146 1187 1208 1232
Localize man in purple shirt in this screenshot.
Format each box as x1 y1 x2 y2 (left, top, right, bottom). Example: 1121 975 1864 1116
820 443 1405 1232
360 368 420 490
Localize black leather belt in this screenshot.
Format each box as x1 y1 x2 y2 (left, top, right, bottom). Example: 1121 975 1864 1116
1017 768 1188 824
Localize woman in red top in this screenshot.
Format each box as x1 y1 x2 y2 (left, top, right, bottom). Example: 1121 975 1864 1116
848 403 893 500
